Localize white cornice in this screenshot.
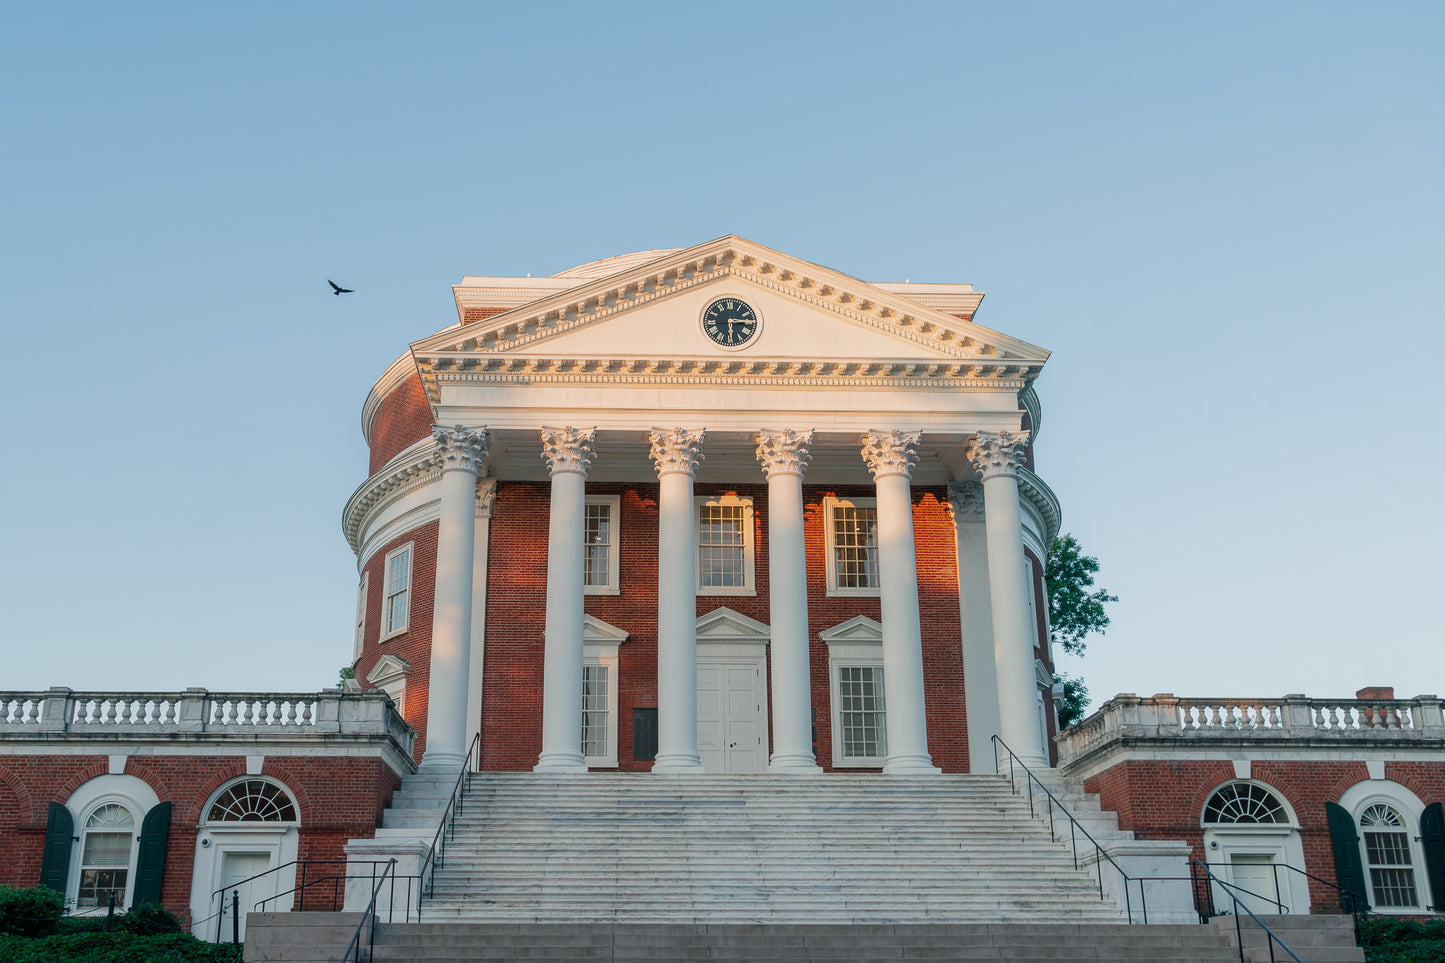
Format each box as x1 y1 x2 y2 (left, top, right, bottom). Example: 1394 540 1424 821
1019 386 1042 438
1017 466 1062 547
342 444 443 556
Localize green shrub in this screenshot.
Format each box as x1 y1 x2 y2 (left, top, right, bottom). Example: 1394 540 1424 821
114 903 183 936
0 886 63 938
1358 914 1445 963
0 931 244 962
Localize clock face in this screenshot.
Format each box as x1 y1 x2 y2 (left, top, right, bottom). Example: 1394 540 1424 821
701 297 760 348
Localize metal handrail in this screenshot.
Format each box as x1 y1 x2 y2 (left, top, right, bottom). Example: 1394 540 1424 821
991 735 1145 922
1203 859 1367 943
255 872 422 922
419 730 483 899
1191 861 1303 963
342 858 396 963
208 858 393 941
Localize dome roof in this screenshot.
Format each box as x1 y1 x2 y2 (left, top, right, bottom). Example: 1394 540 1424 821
553 249 680 280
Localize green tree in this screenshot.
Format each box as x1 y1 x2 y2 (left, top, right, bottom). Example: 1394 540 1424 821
1045 534 1117 728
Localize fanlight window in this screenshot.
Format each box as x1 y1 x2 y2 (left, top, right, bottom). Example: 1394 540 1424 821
1203 783 1289 824
78 804 134 909
207 780 297 823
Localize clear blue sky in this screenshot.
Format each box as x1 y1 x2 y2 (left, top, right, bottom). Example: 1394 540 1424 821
2 2 1440 709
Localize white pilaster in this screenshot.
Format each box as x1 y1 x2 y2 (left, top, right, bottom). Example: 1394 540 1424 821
535 427 596 773
650 427 706 773
949 481 1000 773
861 429 940 775
420 425 488 772
465 478 496 755
966 430 1047 768
757 429 822 773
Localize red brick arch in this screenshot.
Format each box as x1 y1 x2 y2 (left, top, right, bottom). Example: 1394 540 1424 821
0 766 35 825
56 761 111 802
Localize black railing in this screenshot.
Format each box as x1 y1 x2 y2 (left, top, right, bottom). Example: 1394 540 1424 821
342 858 397 963
1200 859 1367 943
992 735 1163 922
1191 861 1303 963
206 858 406 941
255 865 422 923
419 730 483 900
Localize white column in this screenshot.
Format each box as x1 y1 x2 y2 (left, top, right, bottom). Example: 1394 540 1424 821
650 427 706 773
756 429 822 773
535 427 596 773
420 425 489 772
949 481 1000 773
861 430 940 775
966 430 1047 767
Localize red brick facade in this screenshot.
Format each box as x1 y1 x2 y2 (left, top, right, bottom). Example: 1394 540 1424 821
0 753 400 923
1083 758 1445 914
367 375 434 475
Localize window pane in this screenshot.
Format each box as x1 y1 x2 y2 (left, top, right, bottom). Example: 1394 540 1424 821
82 831 131 865
839 666 886 759
699 504 745 587
833 507 879 589
385 548 411 634
581 665 609 758
584 505 613 587
1361 804 1419 907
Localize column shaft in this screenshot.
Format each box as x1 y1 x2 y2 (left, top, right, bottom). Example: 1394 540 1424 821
535 428 595 773
420 426 487 772
652 428 705 773
982 471 1047 767
759 430 821 773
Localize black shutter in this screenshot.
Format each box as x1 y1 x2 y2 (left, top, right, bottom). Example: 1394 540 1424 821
39 802 73 893
1420 801 1445 912
133 801 171 906
1326 801 1369 912
632 708 658 761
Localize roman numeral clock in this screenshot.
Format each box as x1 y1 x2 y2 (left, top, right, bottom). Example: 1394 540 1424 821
700 297 762 349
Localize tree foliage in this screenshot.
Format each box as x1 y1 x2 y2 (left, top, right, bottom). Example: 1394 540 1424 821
1053 673 1090 730
1046 534 1117 657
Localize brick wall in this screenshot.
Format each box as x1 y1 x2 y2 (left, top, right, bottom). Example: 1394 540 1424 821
1082 758 1445 914
0 753 399 921
353 520 440 761
480 480 969 773
368 375 433 475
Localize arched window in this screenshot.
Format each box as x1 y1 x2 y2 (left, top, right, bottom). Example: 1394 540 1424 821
206 780 297 823
1204 782 1290 825
1360 803 1419 908
77 803 136 910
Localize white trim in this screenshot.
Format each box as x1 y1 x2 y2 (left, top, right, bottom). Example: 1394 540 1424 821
1338 779 1431 914
823 497 880 597
581 615 629 768
582 495 621 596
365 654 412 717
694 494 756 596
379 542 414 642
63 775 159 916
1199 779 1308 915
821 616 887 768
695 609 770 773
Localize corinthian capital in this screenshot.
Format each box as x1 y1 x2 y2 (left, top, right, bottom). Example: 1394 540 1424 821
755 428 814 479
539 427 597 475
965 430 1029 480
432 425 490 475
649 428 705 477
860 429 922 480
947 481 986 521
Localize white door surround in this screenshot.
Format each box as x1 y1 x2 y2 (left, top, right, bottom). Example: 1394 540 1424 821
695 608 770 774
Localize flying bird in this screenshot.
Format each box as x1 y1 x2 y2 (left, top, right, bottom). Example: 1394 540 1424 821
328 279 355 296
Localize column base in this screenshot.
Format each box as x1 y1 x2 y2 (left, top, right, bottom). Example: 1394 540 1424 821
652 752 705 774
534 750 588 773
768 753 824 774
417 748 468 773
883 752 942 775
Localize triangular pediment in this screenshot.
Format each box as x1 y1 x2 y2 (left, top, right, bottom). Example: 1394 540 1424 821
582 614 630 644
696 606 771 643
818 615 884 644
411 236 1049 404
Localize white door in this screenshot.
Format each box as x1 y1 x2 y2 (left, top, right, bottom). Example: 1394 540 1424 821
1228 853 1282 916
697 661 766 773
218 851 272 941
